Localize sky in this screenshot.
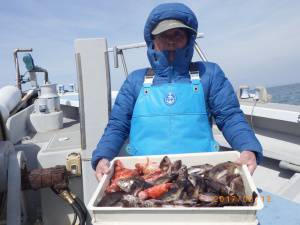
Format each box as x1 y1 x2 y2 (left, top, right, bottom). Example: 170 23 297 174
1 0 300 91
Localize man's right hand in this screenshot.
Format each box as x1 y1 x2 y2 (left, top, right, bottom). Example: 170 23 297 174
95 158 110 181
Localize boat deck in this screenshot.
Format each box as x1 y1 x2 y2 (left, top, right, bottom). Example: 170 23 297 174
258 190 300 225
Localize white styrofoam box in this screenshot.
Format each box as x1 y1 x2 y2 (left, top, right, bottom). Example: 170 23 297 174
88 151 264 225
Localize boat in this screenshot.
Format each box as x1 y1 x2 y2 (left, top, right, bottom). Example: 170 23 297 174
0 35 299 225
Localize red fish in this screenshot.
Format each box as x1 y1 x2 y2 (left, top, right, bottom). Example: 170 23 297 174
138 183 173 200
106 160 139 193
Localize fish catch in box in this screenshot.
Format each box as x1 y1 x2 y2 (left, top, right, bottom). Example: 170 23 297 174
97 156 257 207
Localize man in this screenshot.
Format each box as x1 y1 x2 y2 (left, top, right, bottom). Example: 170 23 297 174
92 3 263 180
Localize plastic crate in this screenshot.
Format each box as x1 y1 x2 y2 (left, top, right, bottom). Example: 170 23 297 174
88 151 263 225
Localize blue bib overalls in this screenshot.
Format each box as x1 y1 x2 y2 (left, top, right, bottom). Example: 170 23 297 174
127 68 219 156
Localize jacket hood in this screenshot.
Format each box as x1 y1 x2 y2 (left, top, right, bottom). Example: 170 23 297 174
144 3 198 78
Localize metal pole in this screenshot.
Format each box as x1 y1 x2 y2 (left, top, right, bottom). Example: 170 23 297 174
13 48 33 92
108 42 146 53
14 50 21 91
119 50 128 77
75 53 86 150
113 47 119 68
194 42 207 62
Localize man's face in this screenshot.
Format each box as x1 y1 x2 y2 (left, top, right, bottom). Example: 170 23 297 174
153 28 188 61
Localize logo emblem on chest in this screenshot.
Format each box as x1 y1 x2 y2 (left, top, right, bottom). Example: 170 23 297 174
164 92 176 105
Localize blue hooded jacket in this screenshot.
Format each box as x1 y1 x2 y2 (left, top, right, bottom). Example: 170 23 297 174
91 3 263 170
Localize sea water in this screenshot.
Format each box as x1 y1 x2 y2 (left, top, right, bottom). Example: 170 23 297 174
268 83 300 106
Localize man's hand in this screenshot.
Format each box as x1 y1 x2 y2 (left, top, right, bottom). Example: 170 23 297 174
95 158 110 181
235 151 257 175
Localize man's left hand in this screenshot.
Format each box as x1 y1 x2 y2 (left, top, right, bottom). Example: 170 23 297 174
235 151 257 175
